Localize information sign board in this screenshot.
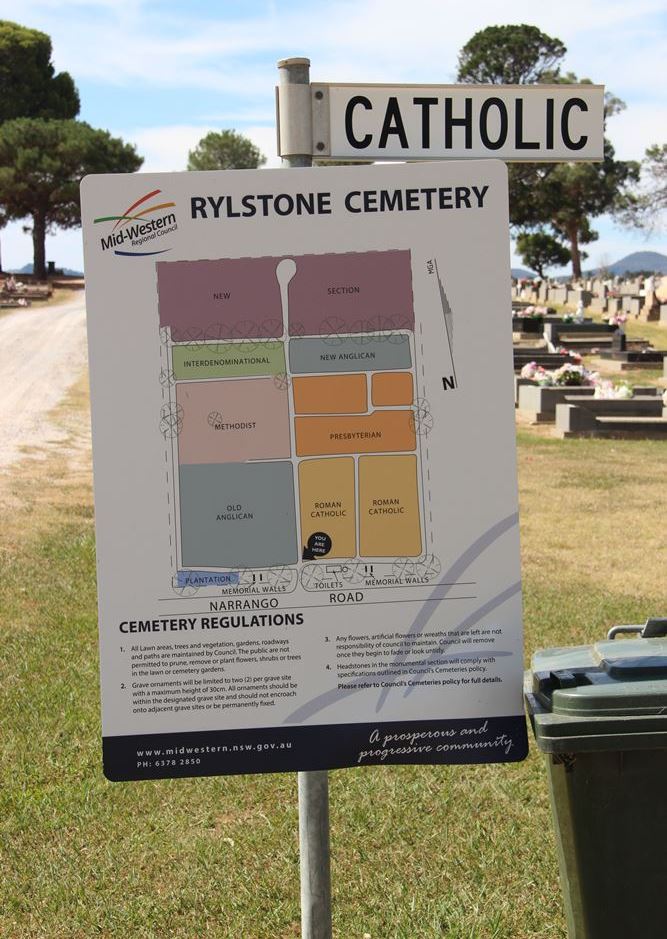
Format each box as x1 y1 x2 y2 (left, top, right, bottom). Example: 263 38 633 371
81 160 528 781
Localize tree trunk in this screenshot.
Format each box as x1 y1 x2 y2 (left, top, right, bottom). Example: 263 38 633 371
32 210 47 281
567 222 581 280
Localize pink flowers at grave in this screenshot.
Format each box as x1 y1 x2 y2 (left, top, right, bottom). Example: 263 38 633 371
593 380 633 399
520 361 600 388
522 305 548 317
553 346 583 362
603 312 628 327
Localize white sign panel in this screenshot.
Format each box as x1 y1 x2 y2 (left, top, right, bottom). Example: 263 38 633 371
81 161 527 781
308 83 604 162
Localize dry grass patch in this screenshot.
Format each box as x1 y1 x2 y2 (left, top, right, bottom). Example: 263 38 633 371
1 368 666 937
517 426 666 602
0 372 92 553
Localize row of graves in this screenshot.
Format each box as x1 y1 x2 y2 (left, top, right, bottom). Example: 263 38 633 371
510 302 667 440
512 273 667 326
0 275 53 308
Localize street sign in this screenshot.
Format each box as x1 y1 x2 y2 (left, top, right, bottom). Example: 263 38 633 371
278 81 605 162
81 159 527 782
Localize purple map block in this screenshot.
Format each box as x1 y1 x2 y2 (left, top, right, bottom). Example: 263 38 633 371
288 250 414 337
157 258 284 342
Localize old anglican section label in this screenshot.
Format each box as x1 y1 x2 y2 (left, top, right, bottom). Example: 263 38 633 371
81 161 527 781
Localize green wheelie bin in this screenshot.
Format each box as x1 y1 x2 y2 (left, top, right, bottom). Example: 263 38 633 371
524 618 667 939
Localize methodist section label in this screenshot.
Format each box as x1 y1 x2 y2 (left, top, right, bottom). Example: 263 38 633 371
176 379 290 463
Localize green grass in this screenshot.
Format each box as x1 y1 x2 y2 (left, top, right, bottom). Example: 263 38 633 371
2 424 666 937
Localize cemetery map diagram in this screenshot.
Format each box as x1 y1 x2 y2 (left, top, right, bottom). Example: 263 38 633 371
157 249 442 598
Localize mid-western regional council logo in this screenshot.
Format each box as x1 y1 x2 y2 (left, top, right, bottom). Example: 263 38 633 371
94 188 177 257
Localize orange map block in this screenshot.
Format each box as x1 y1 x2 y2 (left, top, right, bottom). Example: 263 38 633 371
371 372 414 406
298 458 356 558
293 374 366 415
294 410 416 456
359 455 422 557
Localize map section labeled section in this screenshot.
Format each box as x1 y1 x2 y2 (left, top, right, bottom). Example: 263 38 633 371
179 462 298 568
287 249 414 335
158 248 434 588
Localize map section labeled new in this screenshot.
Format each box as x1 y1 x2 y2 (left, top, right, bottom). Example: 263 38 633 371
158 250 432 594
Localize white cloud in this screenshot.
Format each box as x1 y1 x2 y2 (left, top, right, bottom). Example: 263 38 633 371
120 123 281 173
607 103 667 162
2 0 665 271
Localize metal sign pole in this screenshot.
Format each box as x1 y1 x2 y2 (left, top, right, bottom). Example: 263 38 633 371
277 56 333 939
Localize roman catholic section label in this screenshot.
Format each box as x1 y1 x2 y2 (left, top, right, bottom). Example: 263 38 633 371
81 161 527 781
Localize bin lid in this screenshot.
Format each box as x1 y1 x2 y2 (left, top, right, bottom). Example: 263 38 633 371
524 635 667 753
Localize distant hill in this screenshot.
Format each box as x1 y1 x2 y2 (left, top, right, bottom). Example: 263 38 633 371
8 263 84 277
511 267 536 279
605 251 667 275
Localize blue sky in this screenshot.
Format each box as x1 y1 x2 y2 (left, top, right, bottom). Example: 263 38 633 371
2 0 666 273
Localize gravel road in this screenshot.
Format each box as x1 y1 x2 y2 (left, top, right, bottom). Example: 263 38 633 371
0 292 87 469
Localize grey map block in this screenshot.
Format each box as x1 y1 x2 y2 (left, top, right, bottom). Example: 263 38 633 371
179 461 298 569
289 335 412 374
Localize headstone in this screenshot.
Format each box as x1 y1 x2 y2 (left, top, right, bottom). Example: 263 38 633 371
610 330 627 352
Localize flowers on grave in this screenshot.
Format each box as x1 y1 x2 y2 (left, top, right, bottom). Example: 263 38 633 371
520 305 547 318
520 361 599 387
593 380 633 399
553 346 583 363
603 312 628 327
562 313 575 323
551 363 598 386
520 361 542 380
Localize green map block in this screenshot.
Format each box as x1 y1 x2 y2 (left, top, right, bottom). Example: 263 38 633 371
172 341 286 380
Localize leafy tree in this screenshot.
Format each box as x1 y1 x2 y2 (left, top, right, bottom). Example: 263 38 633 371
617 143 667 231
516 230 571 276
0 20 79 121
457 26 640 278
457 24 566 85
0 118 142 279
187 130 266 171
0 21 81 270
535 141 638 277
